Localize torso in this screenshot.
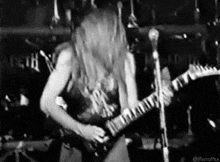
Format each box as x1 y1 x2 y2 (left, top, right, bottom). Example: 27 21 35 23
57 43 130 162
62 53 121 125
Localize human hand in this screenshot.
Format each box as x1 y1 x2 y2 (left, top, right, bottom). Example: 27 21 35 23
78 124 109 143
161 66 173 106
162 86 174 106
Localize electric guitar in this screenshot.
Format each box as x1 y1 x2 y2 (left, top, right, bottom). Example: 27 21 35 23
63 64 220 162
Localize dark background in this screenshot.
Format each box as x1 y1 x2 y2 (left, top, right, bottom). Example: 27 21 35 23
0 0 220 162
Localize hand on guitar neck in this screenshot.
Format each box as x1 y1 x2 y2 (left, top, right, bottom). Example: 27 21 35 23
162 86 174 106
161 67 174 106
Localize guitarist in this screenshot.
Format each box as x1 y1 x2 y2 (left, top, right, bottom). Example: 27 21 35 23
40 8 140 162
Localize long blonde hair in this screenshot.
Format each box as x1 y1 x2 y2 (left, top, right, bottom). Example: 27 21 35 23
73 8 128 87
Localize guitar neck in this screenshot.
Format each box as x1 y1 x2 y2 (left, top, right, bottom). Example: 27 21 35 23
105 71 191 136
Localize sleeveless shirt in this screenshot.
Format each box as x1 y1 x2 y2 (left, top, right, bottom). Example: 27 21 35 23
61 47 121 125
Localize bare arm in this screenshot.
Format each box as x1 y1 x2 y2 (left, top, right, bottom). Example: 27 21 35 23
123 53 172 108
40 48 105 143
40 48 81 133
123 52 139 109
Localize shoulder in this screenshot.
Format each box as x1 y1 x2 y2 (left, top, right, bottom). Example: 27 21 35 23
54 42 73 55
54 43 79 78
56 43 75 66
54 42 76 65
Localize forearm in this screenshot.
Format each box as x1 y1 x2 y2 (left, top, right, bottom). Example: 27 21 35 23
125 52 139 108
40 97 106 143
40 98 83 135
127 85 139 109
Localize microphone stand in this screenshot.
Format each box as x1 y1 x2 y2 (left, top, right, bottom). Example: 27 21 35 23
149 28 169 162
128 0 138 28
215 0 219 23
51 0 60 26
117 1 123 24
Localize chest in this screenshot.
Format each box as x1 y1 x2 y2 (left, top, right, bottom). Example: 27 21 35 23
64 75 121 124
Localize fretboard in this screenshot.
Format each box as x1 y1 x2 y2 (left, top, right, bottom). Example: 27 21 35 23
105 71 191 136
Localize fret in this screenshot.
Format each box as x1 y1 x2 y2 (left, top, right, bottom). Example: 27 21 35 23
151 94 158 106
129 110 136 119
143 97 153 111
106 121 117 136
112 117 123 132
142 99 150 111
181 72 190 84
121 113 129 125
172 79 179 91
171 72 191 92
131 108 138 118
137 106 143 115
170 79 181 91
137 97 153 113
122 111 132 124
134 107 142 117
119 115 126 125
129 108 137 118
135 107 142 117
176 78 184 88
125 111 133 122
177 74 188 86
108 115 129 135
111 121 119 134
147 95 155 107
138 102 146 113
110 117 124 133
116 115 129 131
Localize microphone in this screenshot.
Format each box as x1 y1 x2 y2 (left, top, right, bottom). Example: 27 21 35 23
148 28 159 59
148 28 159 45
117 1 123 23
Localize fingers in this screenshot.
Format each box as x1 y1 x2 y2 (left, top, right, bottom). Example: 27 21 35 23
164 98 171 106
83 125 109 143
162 87 174 106
162 87 173 97
93 126 105 137
95 136 105 143
94 135 109 144
92 126 107 143
103 136 109 143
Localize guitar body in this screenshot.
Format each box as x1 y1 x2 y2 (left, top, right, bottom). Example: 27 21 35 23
61 127 119 162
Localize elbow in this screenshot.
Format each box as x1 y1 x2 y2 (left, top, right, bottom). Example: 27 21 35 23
40 95 51 115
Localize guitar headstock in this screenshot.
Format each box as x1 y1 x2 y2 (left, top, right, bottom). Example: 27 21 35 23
188 64 220 80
